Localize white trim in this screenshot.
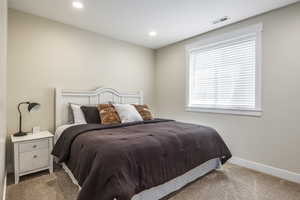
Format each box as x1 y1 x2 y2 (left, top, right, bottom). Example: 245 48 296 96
185 23 263 117
185 23 263 50
2 172 6 200
186 106 262 117
229 157 300 184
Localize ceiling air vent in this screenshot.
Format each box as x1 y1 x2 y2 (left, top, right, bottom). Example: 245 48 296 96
212 16 230 24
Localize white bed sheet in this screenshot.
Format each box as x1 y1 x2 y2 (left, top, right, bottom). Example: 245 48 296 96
54 123 83 143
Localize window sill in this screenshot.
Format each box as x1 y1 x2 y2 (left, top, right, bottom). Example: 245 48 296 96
185 106 262 117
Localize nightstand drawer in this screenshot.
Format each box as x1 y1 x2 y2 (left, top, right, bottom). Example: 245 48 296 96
19 149 49 173
19 139 49 153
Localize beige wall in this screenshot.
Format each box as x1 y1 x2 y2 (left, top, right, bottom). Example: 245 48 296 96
155 3 300 174
7 9 155 135
0 0 7 196
7 4 300 175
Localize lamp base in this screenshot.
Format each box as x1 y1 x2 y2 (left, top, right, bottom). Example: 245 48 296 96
13 132 27 137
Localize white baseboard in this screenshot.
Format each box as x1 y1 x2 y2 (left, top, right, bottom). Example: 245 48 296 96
229 157 300 184
2 172 6 200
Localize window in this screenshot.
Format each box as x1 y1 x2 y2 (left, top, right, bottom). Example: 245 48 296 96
186 24 262 116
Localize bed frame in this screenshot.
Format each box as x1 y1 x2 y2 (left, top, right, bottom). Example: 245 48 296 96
62 158 221 200
54 87 222 200
55 87 143 128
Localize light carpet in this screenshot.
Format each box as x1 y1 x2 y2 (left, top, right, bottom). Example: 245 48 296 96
6 164 300 200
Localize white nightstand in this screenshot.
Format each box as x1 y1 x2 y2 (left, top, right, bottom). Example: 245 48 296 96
11 131 54 184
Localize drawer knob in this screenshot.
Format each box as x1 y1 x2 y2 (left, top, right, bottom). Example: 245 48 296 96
33 155 37 158
33 145 37 148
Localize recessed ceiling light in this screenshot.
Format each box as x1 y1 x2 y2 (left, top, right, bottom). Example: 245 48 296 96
148 31 157 37
72 1 84 9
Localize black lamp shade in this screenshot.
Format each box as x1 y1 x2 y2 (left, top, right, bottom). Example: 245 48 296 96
28 102 40 112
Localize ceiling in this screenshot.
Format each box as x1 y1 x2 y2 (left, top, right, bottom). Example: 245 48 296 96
8 0 299 49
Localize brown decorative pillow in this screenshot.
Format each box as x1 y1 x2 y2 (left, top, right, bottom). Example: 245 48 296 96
97 104 121 124
133 104 153 121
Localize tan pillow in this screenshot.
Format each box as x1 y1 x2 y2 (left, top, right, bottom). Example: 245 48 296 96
97 104 121 125
133 104 153 121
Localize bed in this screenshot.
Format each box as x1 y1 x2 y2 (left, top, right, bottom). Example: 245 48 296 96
52 87 232 200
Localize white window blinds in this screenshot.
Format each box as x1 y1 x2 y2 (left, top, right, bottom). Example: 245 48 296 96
187 25 262 116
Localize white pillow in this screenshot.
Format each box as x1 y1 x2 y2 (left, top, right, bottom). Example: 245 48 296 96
70 103 87 124
113 104 143 123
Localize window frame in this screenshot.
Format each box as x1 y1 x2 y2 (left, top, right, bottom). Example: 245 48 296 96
185 23 263 116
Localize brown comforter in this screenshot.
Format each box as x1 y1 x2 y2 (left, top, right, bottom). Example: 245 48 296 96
52 119 231 200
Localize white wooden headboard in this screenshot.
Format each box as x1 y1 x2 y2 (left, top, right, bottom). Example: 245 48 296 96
55 87 143 128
